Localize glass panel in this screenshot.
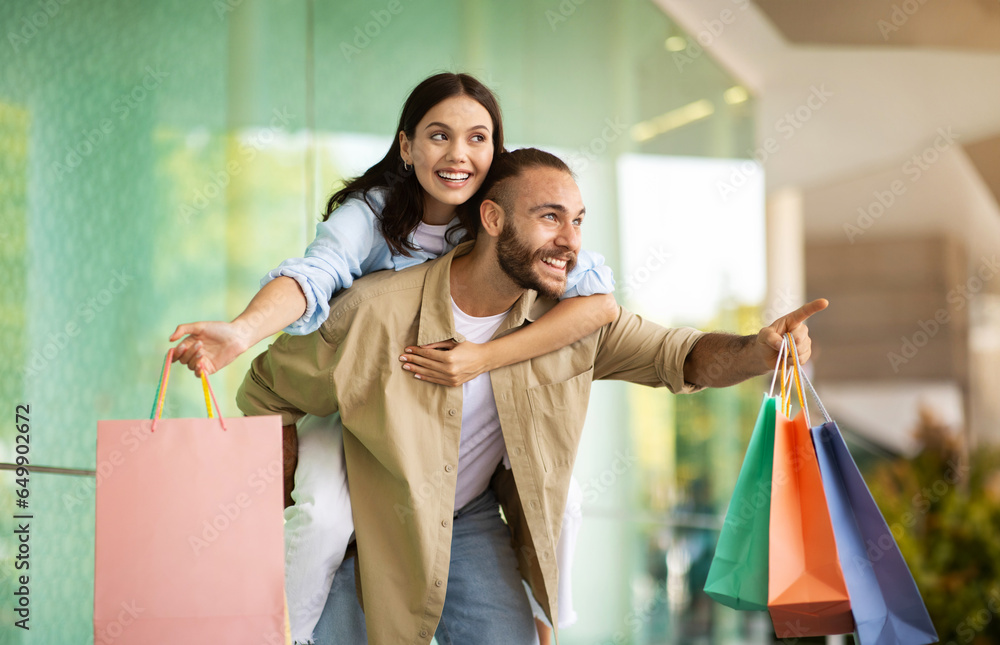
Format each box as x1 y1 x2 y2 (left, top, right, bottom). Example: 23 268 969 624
0 1 756 642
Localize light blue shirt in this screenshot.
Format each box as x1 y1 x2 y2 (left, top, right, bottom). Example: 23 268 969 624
265 188 615 335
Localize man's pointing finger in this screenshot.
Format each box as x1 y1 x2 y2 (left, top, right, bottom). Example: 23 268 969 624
783 298 829 328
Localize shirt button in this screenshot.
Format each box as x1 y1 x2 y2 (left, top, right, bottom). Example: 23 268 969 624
514 447 523 456
435 579 444 587
448 408 457 416
542 550 551 560
420 629 429 638
441 519 449 528
444 464 454 473
529 500 538 510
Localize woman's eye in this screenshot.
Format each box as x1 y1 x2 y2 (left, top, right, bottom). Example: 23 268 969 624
430 132 447 141
471 134 486 143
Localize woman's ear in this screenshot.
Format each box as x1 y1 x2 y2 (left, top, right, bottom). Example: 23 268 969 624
398 131 412 165
480 199 504 237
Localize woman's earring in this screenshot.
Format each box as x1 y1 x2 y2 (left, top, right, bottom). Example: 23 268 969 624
403 160 412 172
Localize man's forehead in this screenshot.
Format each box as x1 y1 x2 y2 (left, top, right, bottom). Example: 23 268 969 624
514 167 584 212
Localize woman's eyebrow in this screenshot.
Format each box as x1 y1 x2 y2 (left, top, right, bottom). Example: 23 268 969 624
423 122 491 132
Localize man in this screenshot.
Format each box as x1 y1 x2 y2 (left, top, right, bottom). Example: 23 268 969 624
237 148 827 644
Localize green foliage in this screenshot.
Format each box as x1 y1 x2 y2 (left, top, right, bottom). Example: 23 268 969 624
864 409 1000 645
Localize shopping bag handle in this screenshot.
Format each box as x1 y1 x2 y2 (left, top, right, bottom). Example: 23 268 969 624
783 333 810 426
783 333 834 426
767 335 788 399
796 359 833 425
149 348 227 432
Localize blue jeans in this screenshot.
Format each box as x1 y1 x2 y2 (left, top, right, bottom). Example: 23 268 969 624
312 488 538 644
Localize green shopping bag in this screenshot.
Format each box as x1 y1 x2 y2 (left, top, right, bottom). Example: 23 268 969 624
705 338 790 610
704 394 777 610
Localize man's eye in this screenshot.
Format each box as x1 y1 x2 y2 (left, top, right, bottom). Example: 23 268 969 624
573 218 583 226
543 213 557 220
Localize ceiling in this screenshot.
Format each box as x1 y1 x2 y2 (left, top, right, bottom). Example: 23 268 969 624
653 0 1000 192
754 0 1000 52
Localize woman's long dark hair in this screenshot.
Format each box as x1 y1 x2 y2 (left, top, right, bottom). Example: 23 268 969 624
323 73 505 256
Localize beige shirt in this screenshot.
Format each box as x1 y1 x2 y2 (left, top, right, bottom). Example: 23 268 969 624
237 242 705 644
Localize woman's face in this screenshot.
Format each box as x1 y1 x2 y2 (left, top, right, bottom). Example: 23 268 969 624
399 95 495 223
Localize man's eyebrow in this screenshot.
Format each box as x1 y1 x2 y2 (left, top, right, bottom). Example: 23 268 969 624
528 203 587 217
423 122 491 132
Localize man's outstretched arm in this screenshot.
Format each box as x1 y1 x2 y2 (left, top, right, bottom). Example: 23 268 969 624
682 299 828 389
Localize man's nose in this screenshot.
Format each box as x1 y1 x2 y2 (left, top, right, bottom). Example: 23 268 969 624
554 220 581 251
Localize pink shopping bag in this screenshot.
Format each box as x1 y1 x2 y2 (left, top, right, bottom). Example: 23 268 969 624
94 349 288 644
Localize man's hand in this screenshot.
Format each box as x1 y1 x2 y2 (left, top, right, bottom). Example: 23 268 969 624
755 298 829 371
683 298 829 388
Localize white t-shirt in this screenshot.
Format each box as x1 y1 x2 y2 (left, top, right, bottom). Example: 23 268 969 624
412 221 451 256
451 298 510 510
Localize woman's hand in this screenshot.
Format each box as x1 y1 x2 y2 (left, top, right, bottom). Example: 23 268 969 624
398 340 495 387
169 321 252 377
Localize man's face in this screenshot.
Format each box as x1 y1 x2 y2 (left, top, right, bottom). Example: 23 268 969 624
495 167 585 300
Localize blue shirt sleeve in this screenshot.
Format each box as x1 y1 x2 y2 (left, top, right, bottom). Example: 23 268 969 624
263 194 394 335
562 249 615 299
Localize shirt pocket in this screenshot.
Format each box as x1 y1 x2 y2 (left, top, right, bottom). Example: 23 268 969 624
526 367 594 473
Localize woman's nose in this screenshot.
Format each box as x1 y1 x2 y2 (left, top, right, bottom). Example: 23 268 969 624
445 140 468 163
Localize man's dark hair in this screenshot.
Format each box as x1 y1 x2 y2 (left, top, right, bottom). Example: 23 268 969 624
474 148 573 221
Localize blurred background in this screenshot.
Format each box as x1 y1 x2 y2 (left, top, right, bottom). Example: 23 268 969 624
2 0 999 643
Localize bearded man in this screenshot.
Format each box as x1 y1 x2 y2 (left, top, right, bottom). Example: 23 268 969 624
237 147 826 645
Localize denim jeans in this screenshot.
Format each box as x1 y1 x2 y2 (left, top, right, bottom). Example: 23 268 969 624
311 487 539 644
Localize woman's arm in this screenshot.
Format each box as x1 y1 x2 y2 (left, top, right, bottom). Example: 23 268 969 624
399 293 619 386
170 276 308 376
171 196 385 375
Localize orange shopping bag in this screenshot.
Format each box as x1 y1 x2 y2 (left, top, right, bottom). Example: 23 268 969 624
94 349 290 645
767 333 853 638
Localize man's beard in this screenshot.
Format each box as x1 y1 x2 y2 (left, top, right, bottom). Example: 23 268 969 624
495 222 576 300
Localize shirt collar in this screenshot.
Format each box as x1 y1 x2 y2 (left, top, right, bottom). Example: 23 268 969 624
417 241 555 346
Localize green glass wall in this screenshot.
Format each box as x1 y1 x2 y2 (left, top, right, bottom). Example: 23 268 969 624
0 1 757 643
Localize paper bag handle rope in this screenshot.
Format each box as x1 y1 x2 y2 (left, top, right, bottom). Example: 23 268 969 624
784 332 810 426
149 348 227 432
768 335 788 399
797 361 833 424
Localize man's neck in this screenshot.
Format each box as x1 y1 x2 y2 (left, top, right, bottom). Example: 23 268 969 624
450 245 524 317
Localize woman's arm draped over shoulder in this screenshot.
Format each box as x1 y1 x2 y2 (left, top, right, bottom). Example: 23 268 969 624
398 249 618 386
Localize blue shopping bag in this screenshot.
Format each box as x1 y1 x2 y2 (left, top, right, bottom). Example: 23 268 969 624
806 375 938 644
